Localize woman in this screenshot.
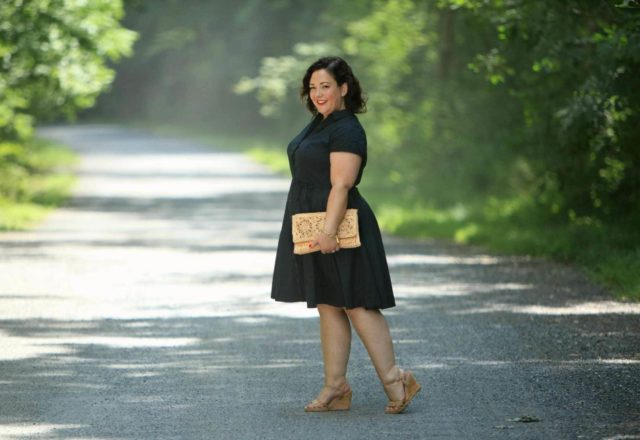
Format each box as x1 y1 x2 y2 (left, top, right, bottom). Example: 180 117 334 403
271 56 421 414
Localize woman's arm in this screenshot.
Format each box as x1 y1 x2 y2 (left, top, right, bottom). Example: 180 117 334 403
312 152 362 254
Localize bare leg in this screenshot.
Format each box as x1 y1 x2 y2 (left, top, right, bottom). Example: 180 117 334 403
306 304 352 407
345 307 405 402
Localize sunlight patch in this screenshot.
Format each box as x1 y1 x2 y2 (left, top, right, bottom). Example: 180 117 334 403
0 331 198 361
0 331 75 361
395 282 532 298
388 254 502 266
58 336 199 348
454 301 640 315
0 424 86 438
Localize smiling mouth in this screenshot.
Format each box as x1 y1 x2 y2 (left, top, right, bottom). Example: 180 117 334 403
316 100 327 105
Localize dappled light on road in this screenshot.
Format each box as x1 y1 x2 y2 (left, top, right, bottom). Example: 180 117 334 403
0 126 315 323
414 357 640 369
388 254 502 266
0 330 74 361
1 126 638 439
0 424 88 440
454 301 640 316
0 330 198 361
394 282 533 298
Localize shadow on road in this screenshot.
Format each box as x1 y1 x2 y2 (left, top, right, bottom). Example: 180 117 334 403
0 125 638 439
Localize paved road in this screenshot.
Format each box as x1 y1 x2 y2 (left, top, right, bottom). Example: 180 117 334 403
0 125 638 440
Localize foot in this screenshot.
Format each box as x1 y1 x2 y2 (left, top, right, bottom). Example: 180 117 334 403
382 368 421 414
304 382 352 411
382 367 406 402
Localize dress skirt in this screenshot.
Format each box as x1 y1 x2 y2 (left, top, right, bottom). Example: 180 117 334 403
271 180 395 309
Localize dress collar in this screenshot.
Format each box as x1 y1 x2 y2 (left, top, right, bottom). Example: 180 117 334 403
312 109 351 129
291 109 352 160
322 109 351 122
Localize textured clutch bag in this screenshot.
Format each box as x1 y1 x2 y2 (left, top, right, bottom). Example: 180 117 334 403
292 209 361 255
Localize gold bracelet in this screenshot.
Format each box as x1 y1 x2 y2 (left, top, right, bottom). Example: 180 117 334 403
322 229 337 239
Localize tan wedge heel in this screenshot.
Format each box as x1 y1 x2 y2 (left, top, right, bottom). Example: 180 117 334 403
304 388 352 412
384 370 421 414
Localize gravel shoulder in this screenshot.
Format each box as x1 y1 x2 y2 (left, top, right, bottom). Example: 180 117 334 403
0 125 638 440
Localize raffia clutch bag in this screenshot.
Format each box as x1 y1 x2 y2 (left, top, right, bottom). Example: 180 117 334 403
292 209 361 255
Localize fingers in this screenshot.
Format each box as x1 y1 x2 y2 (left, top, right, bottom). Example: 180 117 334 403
312 235 340 254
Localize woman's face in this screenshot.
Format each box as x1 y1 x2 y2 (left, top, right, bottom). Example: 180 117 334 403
308 69 347 118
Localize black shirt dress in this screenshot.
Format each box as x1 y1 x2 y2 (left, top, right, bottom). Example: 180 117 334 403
270 109 395 310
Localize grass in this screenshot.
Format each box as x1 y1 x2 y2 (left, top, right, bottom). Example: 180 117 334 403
135 124 640 301
0 138 77 231
361 188 640 300
370 198 640 301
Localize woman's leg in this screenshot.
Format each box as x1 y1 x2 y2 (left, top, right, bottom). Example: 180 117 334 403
345 307 405 402
307 304 352 405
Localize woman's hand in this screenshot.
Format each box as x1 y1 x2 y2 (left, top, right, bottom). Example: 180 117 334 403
311 232 340 254
310 151 360 255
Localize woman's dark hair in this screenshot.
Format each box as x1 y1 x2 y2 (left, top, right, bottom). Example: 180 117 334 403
300 56 367 115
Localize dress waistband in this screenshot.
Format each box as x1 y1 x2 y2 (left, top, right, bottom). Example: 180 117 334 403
289 180 360 212
291 179 331 189
290 179 359 202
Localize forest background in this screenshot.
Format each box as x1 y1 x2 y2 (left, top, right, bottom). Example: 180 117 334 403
1 0 639 298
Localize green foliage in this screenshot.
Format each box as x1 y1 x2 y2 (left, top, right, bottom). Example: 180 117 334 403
89 0 331 133
0 0 133 229
454 0 640 222
234 43 338 118
342 0 432 154
91 1 640 298
232 0 523 205
0 0 137 140
591 249 640 300
247 147 290 175
0 138 76 230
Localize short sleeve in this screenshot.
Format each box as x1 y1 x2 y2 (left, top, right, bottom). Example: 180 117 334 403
328 121 366 157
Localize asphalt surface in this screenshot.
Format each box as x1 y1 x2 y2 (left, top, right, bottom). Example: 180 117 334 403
0 125 638 440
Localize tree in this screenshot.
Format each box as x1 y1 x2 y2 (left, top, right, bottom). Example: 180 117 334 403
452 0 640 221
0 0 137 140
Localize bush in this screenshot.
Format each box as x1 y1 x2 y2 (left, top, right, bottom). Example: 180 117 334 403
0 139 76 230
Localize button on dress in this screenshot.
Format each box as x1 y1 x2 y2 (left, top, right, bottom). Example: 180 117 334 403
271 109 395 309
